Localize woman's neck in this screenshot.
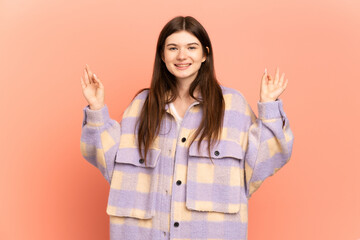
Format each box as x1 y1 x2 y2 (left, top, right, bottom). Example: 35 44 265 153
176 83 200 101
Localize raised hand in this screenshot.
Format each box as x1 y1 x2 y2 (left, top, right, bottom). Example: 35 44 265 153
80 64 105 110
260 67 288 102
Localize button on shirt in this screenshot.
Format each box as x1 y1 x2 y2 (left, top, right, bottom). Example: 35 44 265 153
80 85 294 240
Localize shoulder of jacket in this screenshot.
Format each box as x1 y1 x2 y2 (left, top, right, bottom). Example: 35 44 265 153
220 84 256 120
122 88 149 118
134 88 150 101
220 85 249 111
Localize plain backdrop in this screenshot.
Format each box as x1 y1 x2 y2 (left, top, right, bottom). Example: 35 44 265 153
1 0 359 239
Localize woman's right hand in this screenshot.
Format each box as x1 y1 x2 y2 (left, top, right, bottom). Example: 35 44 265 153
80 64 105 110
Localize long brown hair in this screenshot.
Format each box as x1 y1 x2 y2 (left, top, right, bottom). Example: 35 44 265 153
134 16 225 166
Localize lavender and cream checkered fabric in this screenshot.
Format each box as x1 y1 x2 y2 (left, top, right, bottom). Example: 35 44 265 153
80 85 294 240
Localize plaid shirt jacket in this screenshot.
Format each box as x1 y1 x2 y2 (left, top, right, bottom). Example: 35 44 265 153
80 85 294 240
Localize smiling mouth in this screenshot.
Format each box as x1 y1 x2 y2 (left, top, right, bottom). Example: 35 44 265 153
175 63 191 70
175 63 191 66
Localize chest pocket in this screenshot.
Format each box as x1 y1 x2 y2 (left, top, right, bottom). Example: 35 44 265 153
185 140 245 214
106 147 161 219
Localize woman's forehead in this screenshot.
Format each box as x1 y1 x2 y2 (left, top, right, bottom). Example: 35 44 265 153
165 31 200 45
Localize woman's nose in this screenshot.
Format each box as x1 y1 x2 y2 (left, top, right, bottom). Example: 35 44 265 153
177 49 187 59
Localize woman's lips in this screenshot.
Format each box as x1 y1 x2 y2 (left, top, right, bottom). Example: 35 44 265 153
175 63 191 70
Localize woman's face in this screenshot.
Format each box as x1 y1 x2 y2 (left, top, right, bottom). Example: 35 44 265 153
162 30 208 84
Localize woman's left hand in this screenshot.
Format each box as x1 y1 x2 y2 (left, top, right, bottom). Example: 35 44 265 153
260 67 288 102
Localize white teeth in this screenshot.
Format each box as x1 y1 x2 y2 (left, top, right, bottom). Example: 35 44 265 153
176 64 191 66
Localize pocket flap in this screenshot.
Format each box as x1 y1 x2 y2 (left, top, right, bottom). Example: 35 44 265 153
115 147 161 168
186 140 245 214
189 139 244 160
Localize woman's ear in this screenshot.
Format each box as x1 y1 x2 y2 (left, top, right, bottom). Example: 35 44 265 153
202 46 209 63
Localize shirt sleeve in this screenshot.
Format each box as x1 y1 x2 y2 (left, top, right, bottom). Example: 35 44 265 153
244 98 294 199
80 104 121 184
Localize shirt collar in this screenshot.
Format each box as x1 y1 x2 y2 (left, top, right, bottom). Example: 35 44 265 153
164 90 202 114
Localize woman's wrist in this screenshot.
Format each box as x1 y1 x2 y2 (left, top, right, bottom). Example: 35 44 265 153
89 103 105 110
259 98 278 103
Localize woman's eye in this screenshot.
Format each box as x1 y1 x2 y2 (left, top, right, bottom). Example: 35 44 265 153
168 47 196 50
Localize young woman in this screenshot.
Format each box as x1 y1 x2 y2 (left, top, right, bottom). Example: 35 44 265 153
80 16 294 240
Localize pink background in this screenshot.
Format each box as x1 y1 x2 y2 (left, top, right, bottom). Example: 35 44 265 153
1 0 359 239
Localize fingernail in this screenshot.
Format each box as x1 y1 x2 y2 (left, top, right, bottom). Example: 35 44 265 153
93 73 97 78
265 68 267 75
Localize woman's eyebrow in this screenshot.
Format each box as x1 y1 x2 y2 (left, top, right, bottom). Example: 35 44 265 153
166 42 199 47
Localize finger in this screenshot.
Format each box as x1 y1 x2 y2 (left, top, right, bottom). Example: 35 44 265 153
279 72 285 86
267 74 273 85
274 66 280 85
84 68 90 85
85 66 94 84
93 73 104 88
262 67 268 84
283 79 288 89
86 64 95 84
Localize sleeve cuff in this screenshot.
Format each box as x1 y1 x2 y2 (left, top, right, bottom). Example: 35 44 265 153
82 104 110 127
257 99 285 119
